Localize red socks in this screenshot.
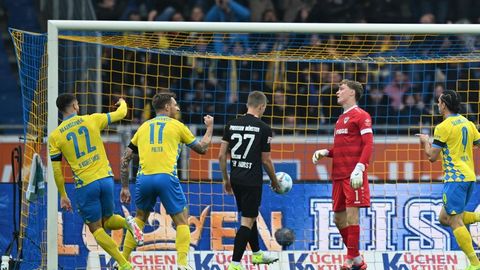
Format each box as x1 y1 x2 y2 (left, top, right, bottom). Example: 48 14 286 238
339 227 349 247
346 225 360 259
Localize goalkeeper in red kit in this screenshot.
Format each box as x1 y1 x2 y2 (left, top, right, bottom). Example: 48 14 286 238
312 79 373 270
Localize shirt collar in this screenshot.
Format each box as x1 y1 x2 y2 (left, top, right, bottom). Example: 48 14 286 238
343 105 358 114
63 113 77 121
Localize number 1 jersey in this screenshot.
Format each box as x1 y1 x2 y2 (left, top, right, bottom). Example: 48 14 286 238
222 114 272 186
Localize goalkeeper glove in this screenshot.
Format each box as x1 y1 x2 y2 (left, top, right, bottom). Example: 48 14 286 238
312 149 329 164
350 163 365 189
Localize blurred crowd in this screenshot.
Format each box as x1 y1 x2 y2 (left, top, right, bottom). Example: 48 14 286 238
95 0 480 24
94 0 480 136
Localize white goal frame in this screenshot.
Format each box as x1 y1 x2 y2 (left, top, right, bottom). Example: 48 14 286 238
46 20 480 269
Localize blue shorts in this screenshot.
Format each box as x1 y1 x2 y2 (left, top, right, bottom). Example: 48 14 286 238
75 177 114 223
135 173 186 215
442 181 475 215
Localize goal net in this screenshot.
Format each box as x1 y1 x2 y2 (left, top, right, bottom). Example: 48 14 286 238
9 21 480 269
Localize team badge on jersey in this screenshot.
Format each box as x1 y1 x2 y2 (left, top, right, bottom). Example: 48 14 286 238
364 119 372 127
344 117 349 124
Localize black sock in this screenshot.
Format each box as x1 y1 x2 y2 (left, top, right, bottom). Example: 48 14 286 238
233 226 251 262
249 222 260 252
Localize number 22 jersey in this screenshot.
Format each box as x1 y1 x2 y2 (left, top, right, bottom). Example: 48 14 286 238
49 113 114 188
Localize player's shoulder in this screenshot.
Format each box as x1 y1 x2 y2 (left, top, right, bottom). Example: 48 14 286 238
257 117 271 130
228 114 247 124
353 106 370 116
168 117 189 130
137 118 152 131
49 128 60 141
350 106 371 121
435 118 450 131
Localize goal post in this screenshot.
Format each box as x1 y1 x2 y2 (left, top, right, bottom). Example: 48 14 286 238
34 20 480 269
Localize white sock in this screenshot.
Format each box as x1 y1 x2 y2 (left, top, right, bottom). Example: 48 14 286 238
231 261 240 266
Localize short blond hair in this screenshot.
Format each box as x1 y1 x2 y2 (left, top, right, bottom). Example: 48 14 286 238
247 91 267 108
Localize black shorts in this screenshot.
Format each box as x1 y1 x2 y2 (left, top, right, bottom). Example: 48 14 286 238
231 183 263 218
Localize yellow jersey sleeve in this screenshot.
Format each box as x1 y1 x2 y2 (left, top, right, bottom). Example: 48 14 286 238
88 113 109 130
108 100 128 123
48 132 62 160
87 100 128 130
130 122 144 147
432 123 449 148
180 123 197 146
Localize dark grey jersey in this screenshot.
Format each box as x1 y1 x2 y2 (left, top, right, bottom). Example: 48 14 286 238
221 114 272 186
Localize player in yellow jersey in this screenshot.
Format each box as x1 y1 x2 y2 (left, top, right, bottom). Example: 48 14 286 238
119 92 213 270
417 90 480 270
48 94 142 270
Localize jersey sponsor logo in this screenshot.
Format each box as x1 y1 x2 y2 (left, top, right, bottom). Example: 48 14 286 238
335 128 348 135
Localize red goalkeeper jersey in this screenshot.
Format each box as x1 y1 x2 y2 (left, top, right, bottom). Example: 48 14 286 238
329 106 373 181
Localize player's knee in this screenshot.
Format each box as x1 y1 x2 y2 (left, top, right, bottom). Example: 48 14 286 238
136 209 149 222
333 215 346 228
240 216 256 228
87 221 103 233
438 213 450 226
346 217 359 226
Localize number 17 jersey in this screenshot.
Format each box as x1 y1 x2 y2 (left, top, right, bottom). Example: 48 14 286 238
222 114 272 187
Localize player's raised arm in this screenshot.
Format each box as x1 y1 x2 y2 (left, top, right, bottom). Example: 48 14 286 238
108 98 128 123
189 115 214 155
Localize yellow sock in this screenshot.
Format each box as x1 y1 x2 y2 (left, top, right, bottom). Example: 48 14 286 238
93 228 127 266
463 212 480 225
122 217 145 260
104 214 127 230
175 224 191 266
453 226 480 266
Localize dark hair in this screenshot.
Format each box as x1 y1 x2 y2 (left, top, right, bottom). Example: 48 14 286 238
152 92 176 111
247 91 267 108
56 93 77 113
440 90 461 113
340 79 364 101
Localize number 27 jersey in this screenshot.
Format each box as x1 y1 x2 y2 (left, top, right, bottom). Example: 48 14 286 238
222 114 272 186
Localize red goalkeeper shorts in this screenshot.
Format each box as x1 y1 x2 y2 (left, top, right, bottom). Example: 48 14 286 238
332 177 370 212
